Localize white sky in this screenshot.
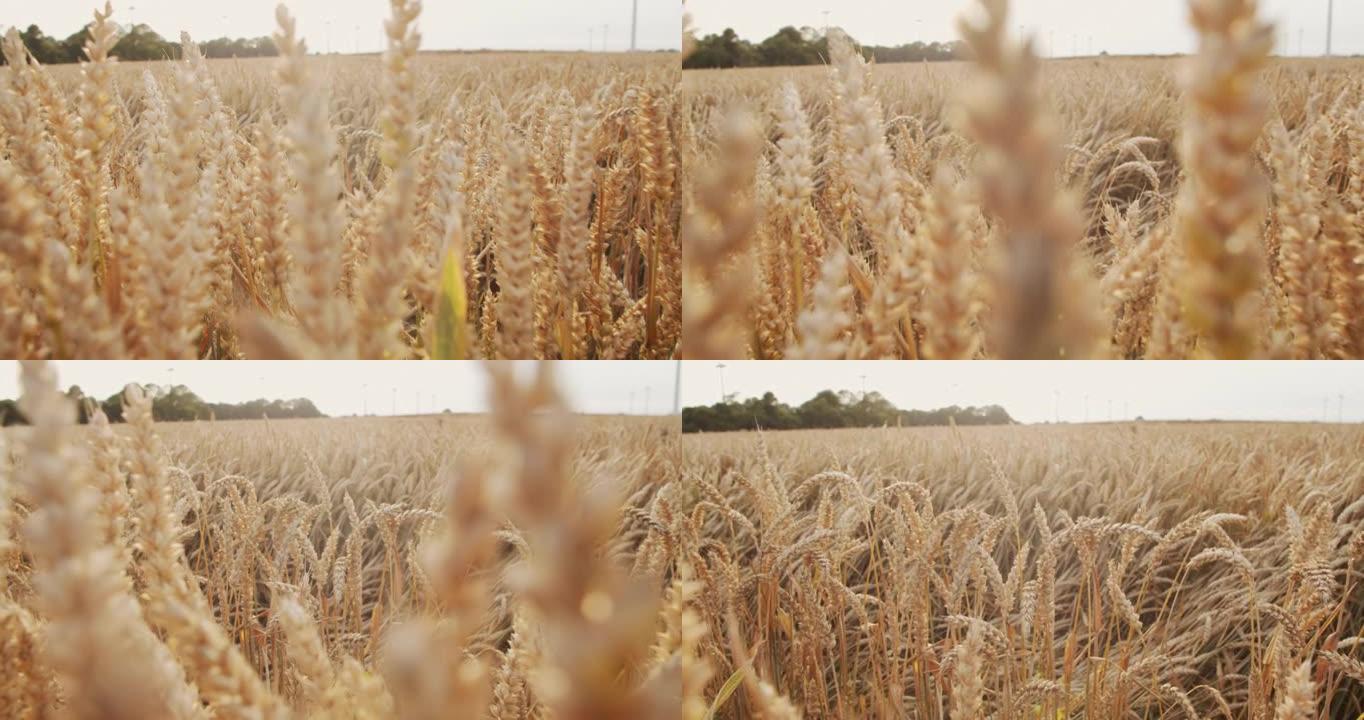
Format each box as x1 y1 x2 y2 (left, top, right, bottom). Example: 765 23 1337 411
4 0 681 53
0 361 682 417
683 362 1364 424
687 0 1361 57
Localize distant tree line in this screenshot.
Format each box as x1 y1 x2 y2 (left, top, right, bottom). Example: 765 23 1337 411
0 22 278 65
682 390 1015 433
683 26 968 70
0 384 324 425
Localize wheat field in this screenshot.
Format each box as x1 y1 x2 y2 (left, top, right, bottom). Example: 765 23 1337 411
0 361 685 718
0 2 680 359
681 0 1364 359
678 423 1364 718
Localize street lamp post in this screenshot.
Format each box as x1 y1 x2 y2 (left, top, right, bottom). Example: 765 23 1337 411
716 364 727 404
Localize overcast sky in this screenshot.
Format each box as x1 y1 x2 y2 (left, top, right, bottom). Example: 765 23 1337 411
5 0 681 53
688 0 1360 57
0 361 682 417
683 362 1364 424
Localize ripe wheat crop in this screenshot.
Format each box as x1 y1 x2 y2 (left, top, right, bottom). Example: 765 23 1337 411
1 2 680 359
0 361 686 718
678 423 1364 718
681 0 1364 359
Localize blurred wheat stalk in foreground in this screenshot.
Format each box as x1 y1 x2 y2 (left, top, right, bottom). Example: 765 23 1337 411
682 0 1364 359
0 1 680 359
682 425 1364 718
0 361 688 719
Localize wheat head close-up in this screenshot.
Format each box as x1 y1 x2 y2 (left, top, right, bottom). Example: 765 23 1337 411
675 361 1364 718
0 360 687 719
681 0 1364 359
0 1 680 360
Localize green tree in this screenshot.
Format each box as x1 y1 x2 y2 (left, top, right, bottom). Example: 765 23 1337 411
111 24 181 62
17 24 65 64
682 28 756 69
756 26 822 66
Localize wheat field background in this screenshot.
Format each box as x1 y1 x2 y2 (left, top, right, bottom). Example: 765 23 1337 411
0 361 685 719
681 0 1364 360
1 1 680 360
679 423 1364 718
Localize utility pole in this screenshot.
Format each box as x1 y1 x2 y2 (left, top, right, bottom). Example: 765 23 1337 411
822 10 831 36
673 360 681 415
860 375 867 397
1327 0 1334 56
630 0 638 51
716 364 727 404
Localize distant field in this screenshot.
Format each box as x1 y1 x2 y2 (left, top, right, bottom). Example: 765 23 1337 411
680 422 1364 717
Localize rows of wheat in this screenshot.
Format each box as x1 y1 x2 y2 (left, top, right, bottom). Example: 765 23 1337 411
0 361 688 718
681 0 1364 359
678 424 1364 718
0 1 680 359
